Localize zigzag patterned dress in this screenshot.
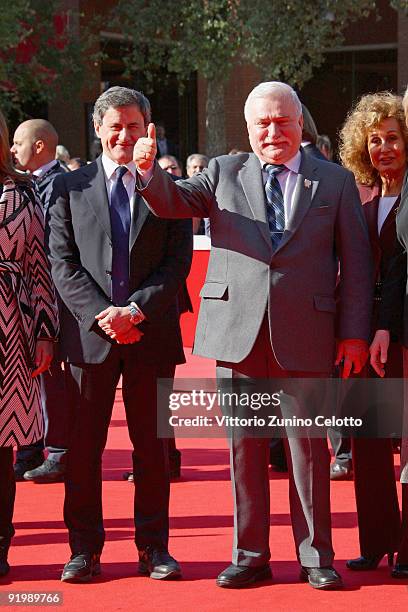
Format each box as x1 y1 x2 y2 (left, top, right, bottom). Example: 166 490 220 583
0 178 58 447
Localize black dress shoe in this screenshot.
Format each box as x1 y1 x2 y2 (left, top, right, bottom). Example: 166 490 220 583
300 566 343 589
24 459 65 483
13 453 44 482
346 553 394 571
330 462 353 481
216 564 272 588
138 548 181 580
61 553 101 583
0 547 10 578
391 564 408 578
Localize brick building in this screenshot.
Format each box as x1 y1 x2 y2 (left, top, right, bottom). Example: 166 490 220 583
49 0 408 164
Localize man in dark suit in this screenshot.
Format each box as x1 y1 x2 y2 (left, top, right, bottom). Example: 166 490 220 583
11 119 68 483
133 81 373 589
47 86 192 583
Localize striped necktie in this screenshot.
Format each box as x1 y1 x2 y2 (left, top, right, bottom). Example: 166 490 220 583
264 164 286 251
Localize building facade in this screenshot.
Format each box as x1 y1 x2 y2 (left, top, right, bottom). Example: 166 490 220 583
48 0 408 163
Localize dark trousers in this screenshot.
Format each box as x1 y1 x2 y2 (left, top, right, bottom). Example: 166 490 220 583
351 341 404 557
0 447 15 548
64 345 173 555
217 316 334 568
398 484 408 563
352 437 401 557
16 360 69 463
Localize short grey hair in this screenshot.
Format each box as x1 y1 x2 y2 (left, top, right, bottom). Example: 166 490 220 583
186 153 209 168
244 81 302 120
93 86 151 126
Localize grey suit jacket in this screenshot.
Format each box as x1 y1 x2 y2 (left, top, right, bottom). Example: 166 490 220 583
47 156 192 364
139 151 373 372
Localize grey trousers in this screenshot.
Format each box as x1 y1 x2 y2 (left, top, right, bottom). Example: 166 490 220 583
217 317 334 568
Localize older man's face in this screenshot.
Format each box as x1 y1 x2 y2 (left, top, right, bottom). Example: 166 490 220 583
246 93 303 165
95 105 146 164
187 157 208 177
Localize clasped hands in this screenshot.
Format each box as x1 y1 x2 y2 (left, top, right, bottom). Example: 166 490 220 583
95 306 143 344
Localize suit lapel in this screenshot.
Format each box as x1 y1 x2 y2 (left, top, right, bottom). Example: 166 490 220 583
81 157 111 240
275 149 318 253
399 170 408 215
130 194 150 249
239 154 273 253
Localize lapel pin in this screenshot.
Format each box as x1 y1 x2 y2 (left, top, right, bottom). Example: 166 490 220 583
304 179 312 189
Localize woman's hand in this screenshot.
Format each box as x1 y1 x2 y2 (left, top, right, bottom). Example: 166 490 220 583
31 340 54 378
369 329 390 377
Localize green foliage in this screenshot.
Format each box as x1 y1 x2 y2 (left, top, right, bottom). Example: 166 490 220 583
113 0 376 89
243 0 376 87
0 1 30 50
0 0 88 119
113 0 244 87
390 0 408 11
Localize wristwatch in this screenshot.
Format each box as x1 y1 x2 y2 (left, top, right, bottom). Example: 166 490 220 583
128 302 145 325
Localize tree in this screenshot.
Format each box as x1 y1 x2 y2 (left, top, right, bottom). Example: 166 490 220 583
0 1 87 120
111 0 375 156
391 0 408 10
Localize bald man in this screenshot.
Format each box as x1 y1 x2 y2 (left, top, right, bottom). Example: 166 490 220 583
11 119 69 483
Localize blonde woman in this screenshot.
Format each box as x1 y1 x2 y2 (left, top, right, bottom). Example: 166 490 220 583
339 91 408 578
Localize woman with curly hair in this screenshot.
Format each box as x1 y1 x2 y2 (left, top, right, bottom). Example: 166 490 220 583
339 90 408 578
0 109 58 578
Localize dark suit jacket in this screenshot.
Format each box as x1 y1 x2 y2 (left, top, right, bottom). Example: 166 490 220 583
47 156 192 364
377 171 408 344
302 143 327 162
36 161 66 211
358 183 403 378
156 139 178 159
360 183 400 289
139 150 373 373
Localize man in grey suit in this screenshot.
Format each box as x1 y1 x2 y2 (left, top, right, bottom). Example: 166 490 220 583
133 81 373 589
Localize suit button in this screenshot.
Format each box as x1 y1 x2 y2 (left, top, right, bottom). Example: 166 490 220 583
105 270 112 275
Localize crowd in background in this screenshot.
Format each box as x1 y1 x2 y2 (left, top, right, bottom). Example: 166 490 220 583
1 80 408 590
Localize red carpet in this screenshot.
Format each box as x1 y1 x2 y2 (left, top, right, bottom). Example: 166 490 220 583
3 349 408 611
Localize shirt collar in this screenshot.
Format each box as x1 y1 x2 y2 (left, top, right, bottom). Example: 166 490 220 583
32 159 59 178
101 153 137 180
258 150 301 174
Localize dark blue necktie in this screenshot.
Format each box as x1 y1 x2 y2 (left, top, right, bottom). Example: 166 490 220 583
264 164 286 251
110 165 130 305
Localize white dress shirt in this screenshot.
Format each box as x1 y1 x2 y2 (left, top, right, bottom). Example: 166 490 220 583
259 150 302 223
377 195 398 235
101 154 137 218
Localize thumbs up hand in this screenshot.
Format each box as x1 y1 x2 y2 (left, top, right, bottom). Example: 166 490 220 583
133 122 157 171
